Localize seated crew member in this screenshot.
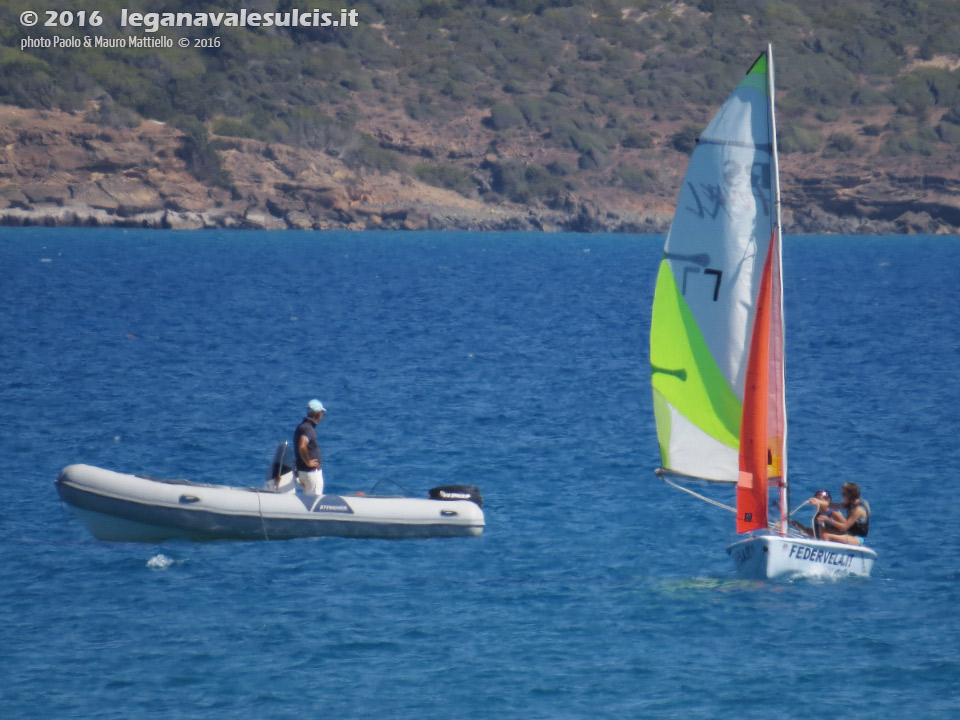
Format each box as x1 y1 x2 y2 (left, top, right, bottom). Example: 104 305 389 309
819 482 870 546
791 489 833 538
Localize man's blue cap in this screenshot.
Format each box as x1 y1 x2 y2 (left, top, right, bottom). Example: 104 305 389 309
308 399 326 414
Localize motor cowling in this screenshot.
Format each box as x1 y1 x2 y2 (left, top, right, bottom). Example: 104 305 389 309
429 485 483 507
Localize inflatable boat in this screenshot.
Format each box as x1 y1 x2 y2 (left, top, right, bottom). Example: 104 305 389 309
55 443 485 542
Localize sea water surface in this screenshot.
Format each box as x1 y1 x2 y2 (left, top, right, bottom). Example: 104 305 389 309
2 229 959 718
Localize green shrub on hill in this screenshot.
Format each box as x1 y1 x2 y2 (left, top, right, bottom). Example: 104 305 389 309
548 117 610 155
621 128 654 149
613 167 658 192
170 115 233 189
937 121 960 145
778 124 821 154
825 132 857 155
85 101 140 129
487 103 525 131
670 126 701 154
488 161 566 204
413 164 477 196
881 133 935 156
212 118 257 139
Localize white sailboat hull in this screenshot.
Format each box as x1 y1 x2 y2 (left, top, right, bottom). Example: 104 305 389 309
56 464 484 542
727 533 876 580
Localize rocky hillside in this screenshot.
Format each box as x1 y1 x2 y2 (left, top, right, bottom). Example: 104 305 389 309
2 102 958 234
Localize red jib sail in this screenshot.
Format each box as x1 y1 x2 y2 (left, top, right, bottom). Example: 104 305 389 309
737 230 785 533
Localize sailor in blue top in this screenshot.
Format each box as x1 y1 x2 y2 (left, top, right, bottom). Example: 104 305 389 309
294 399 326 495
792 489 832 538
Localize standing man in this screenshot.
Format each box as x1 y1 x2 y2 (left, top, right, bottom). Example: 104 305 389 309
294 399 326 495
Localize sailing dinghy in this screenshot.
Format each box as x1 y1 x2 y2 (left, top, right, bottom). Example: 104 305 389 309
56 442 484 542
649 45 876 580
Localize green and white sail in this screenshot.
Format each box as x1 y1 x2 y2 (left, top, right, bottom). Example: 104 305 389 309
650 49 780 483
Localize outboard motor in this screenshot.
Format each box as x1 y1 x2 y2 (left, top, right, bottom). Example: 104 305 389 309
429 485 483 507
266 442 298 493
267 441 296 479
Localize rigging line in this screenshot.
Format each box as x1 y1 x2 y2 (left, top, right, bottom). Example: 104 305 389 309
370 478 409 496
57 495 72 524
257 491 268 540
660 474 736 514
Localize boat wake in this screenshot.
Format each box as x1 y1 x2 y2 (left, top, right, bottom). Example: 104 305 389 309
146 553 175 570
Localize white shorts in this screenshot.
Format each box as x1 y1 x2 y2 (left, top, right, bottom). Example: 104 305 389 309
297 469 324 496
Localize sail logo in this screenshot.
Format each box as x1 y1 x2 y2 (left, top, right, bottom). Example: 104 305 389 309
683 159 771 222
787 544 854 568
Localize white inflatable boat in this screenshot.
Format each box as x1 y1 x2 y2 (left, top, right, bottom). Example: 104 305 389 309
55 443 485 542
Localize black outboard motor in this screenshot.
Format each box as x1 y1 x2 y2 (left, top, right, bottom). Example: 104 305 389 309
429 485 483 507
267 442 296 483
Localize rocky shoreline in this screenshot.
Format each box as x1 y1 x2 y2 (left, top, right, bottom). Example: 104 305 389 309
1 105 958 236
0 195 933 236
0 191 674 233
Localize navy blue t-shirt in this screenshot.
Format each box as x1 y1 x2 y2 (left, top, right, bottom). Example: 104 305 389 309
294 417 321 471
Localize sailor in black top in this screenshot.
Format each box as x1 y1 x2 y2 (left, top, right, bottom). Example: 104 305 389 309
294 399 326 495
820 482 870 546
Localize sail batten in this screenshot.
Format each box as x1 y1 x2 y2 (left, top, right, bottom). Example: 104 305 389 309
650 45 786 533
697 138 774 152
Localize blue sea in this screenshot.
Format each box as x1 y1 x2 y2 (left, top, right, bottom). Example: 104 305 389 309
2 228 959 718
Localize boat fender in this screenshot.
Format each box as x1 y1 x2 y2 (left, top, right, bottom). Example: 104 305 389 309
429 485 483 507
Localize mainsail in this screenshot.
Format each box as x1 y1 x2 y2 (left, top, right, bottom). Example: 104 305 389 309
650 46 786 533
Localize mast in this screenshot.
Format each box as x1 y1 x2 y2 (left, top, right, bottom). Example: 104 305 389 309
735 45 789 535
767 44 789 534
